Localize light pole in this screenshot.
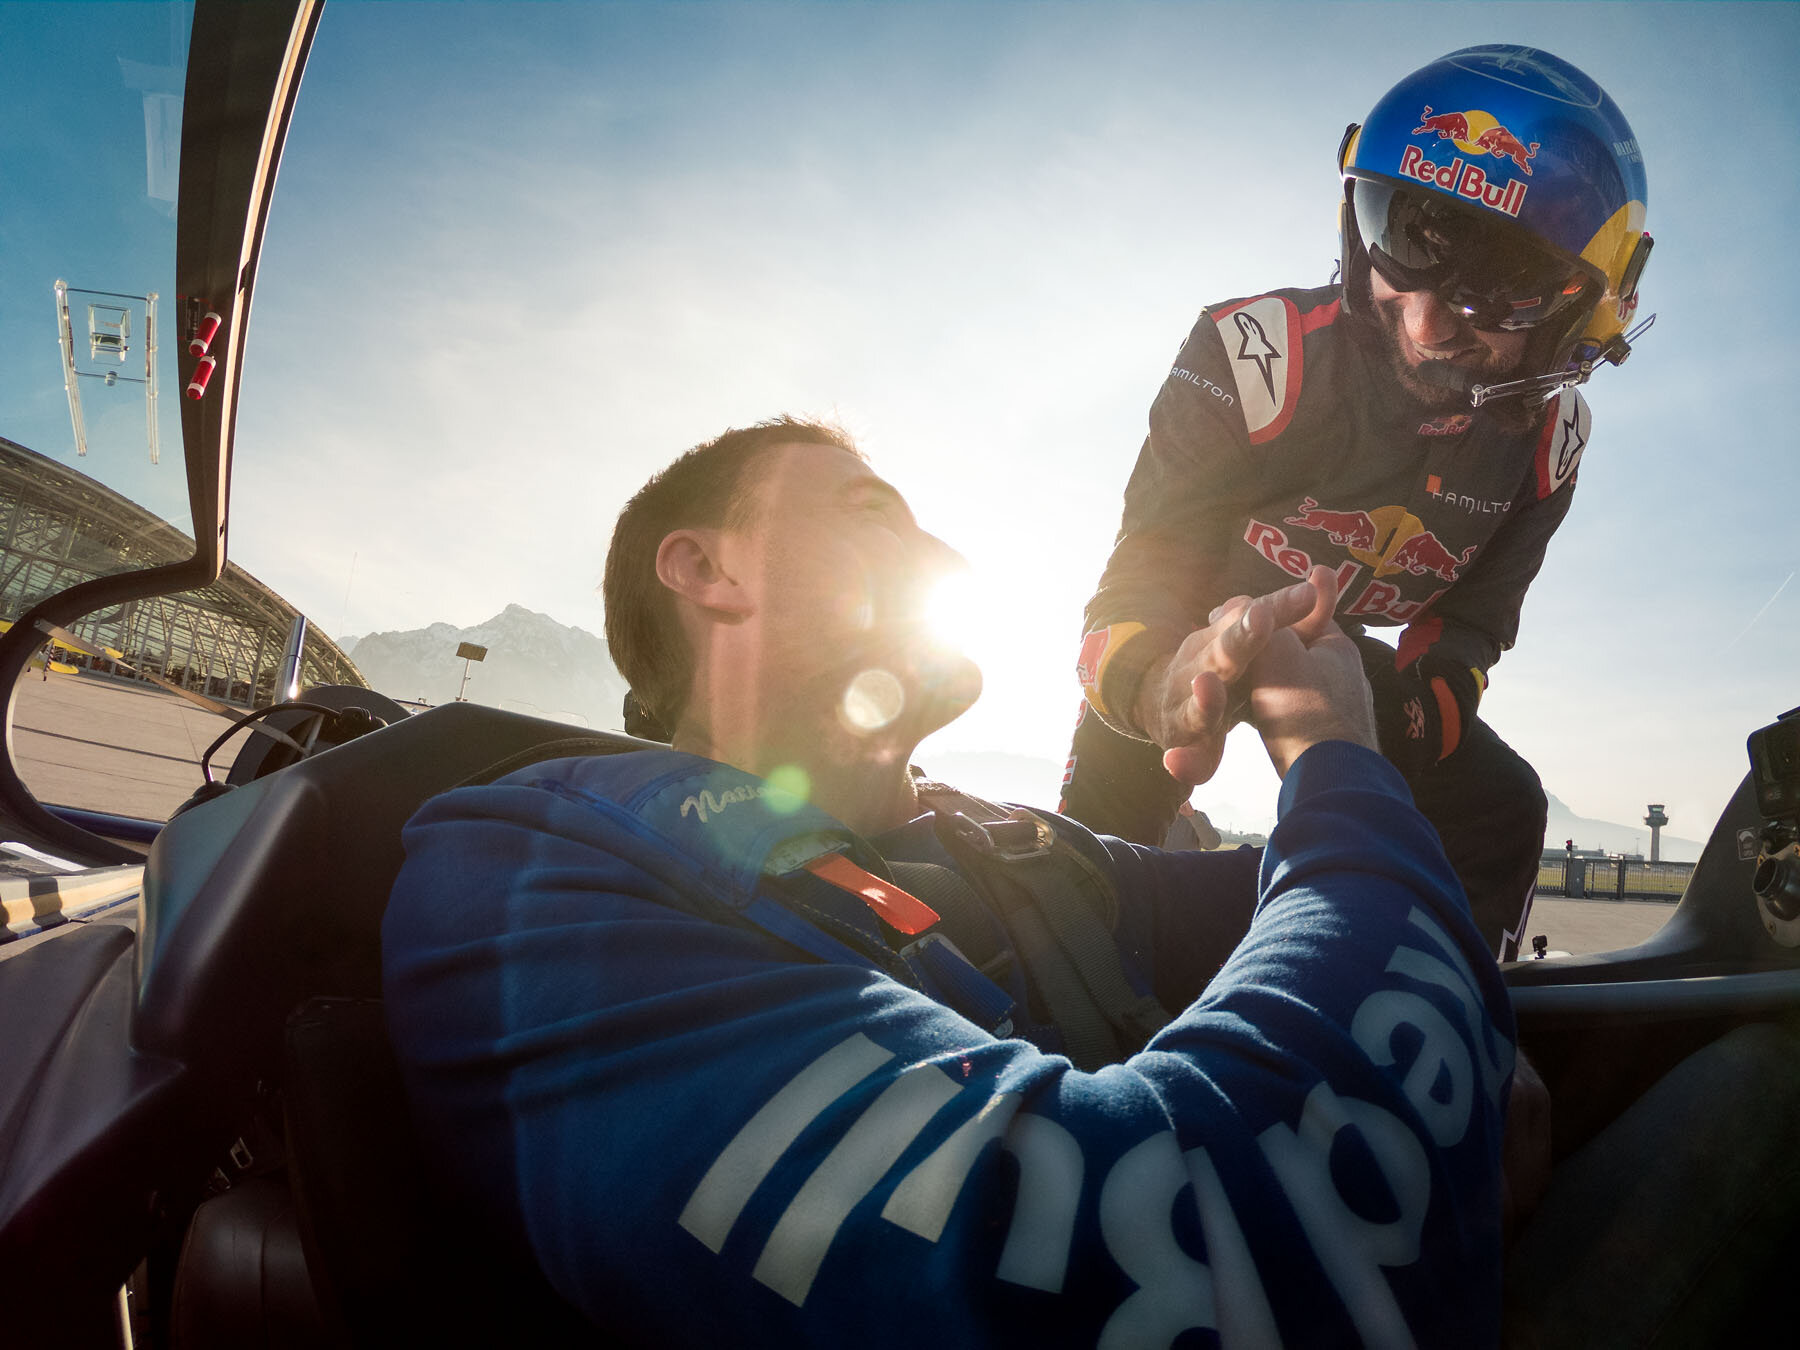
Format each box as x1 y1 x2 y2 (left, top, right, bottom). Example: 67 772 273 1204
455 641 487 702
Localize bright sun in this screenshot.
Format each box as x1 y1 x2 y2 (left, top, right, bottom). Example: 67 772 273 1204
923 571 981 656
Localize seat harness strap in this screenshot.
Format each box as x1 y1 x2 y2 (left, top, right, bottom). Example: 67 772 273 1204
465 742 1160 1066
913 780 1174 1067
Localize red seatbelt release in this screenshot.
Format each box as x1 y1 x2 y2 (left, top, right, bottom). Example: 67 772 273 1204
804 853 940 936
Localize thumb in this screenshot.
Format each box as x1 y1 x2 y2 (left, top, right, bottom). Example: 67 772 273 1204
1290 564 1340 643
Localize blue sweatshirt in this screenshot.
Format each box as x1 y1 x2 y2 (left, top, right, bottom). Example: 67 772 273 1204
382 740 1514 1348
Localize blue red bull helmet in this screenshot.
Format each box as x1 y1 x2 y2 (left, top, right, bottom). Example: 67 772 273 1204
1339 46 1651 398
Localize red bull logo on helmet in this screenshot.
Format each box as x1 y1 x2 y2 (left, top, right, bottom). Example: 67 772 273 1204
1474 124 1539 175
1398 145 1528 217
1413 107 1539 174
1401 105 1538 217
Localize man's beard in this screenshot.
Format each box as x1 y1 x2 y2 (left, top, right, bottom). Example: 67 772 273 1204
1370 307 1521 411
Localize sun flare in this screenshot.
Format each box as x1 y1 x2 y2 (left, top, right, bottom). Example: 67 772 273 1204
923 571 981 657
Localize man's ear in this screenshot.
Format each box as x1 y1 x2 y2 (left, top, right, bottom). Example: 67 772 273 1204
655 528 754 618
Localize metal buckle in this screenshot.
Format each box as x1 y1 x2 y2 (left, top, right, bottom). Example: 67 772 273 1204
948 809 1053 862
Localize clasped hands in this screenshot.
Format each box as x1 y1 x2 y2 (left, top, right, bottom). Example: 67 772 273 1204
1132 565 1379 784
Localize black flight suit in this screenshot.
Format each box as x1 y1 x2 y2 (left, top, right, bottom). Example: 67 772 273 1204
1061 283 1587 960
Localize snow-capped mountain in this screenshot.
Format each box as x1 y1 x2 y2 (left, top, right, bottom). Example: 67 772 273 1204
339 604 629 730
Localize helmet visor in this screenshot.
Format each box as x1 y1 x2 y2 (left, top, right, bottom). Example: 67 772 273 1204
1352 178 1598 332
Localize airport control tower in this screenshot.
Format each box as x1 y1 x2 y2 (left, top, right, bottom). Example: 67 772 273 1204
1645 804 1669 862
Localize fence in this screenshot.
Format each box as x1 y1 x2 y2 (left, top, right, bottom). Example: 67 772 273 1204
1535 856 1695 902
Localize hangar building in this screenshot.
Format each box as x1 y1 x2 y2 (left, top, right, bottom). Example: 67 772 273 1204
0 435 365 706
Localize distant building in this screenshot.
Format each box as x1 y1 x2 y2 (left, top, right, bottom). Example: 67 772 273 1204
0 436 365 707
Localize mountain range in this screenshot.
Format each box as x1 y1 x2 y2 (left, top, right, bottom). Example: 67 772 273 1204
339 603 629 731
338 608 1707 861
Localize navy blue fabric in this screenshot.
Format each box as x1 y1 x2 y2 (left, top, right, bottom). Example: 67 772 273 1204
382 741 1515 1347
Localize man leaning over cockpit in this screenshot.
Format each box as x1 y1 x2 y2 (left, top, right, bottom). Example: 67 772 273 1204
383 414 1524 1346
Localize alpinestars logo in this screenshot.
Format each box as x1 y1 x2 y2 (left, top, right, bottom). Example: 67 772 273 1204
1554 406 1585 480
1232 311 1282 401
1535 389 1590 497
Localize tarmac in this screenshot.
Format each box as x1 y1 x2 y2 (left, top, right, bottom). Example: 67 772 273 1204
9 668 1681 959
11 667 240 824
1522 897 1675 958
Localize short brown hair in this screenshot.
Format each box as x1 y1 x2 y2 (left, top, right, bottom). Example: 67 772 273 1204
603 416 860 730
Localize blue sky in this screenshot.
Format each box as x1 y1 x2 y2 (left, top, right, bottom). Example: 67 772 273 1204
10 1 1799 844
1 2 190 527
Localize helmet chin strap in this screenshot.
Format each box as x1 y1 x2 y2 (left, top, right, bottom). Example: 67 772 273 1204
1419 313 1655 407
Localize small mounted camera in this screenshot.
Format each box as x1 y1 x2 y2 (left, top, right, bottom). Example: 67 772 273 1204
1749 707 1800 822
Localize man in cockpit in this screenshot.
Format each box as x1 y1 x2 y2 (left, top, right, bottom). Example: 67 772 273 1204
383 415 1522 1345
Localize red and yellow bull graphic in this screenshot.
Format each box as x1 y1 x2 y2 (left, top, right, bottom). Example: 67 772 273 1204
1413 106 1539 173
1240 497 1484 623
1401 105 1537 217
1284 498 1477 583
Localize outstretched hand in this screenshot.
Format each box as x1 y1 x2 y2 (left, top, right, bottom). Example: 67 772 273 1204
1242 583 1379 778
1137 566 1341 787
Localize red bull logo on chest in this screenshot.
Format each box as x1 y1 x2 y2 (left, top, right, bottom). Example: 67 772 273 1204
1400 106 1537 217
1282 499 1477 582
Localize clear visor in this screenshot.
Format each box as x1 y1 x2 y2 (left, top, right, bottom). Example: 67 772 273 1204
1352 178 1598 332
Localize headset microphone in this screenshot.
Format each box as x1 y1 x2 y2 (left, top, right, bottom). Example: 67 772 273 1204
1416 311 1656 408
1419 358 1584 409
